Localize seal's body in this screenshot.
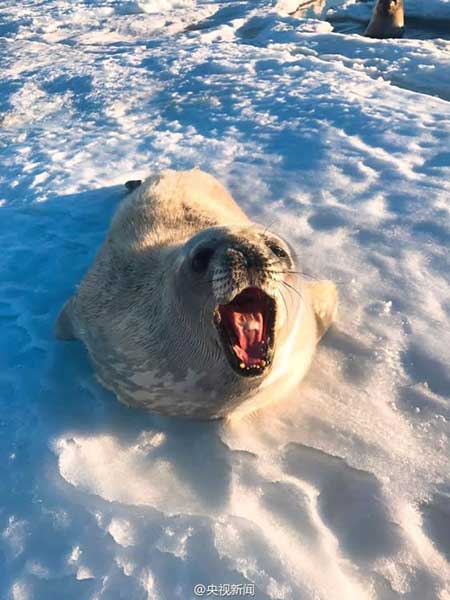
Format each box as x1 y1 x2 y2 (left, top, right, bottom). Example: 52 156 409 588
365 0 404 39
56 169 337 419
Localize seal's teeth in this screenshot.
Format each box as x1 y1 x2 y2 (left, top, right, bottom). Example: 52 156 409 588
260 360 266 367
239 362 245 369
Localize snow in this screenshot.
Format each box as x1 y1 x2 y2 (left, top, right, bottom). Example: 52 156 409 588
1 0 450 599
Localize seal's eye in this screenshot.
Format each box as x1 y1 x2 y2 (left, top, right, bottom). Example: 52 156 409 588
267 241 288 259
191 248 215 273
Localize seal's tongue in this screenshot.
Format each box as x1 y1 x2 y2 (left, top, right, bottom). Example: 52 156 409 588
231 311 265 366
219 288 269 368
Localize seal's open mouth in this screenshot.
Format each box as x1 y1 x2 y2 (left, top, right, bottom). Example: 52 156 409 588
214 287 276 377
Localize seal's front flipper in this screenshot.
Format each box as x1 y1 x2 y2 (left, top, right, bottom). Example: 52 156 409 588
125 180 142 193
55 297 77 341
309 281 338 340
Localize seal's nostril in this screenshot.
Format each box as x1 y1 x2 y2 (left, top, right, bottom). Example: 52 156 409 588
245 248 267 270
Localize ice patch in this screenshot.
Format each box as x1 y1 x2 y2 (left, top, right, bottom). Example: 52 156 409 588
10 582 31 600
2 82 72 128
108 518 137 547
118 0 196 14
54 435 207 515
2 517 28 559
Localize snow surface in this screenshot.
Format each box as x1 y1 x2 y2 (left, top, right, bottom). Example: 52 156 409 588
1 1 450 599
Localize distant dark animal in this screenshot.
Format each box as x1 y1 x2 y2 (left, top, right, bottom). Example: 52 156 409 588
365 0 405 38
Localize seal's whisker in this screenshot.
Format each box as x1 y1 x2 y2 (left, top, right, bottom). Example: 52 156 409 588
286 252 324 281
265 269 310 281
262 220 278 237
298 271 319 281
280 280 304 304
245 222 266 234
277 284 290 321
267 266 320 281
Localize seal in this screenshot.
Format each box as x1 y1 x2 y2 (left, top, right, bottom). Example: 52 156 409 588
55 168 337 419
365 0 404 39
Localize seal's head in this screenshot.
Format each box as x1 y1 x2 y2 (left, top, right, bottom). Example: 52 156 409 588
375 0 403 18
173 225 300 380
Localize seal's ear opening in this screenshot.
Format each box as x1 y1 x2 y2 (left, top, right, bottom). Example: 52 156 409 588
55 297 77 341
309 281 338 340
